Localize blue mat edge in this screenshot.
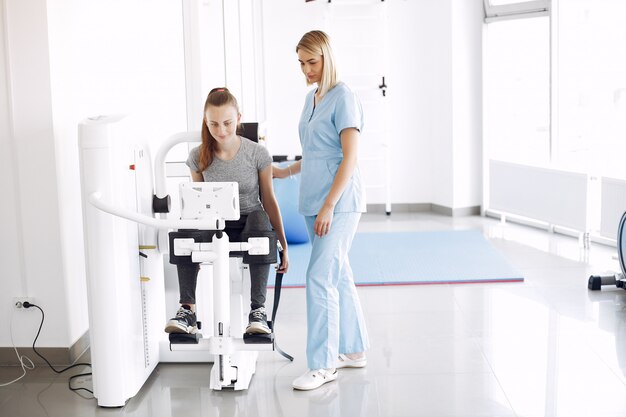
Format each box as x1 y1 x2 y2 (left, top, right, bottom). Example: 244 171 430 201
271 278 525 289
270 229 525 288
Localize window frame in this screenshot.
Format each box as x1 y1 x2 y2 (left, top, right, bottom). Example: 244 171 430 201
484 0 550 22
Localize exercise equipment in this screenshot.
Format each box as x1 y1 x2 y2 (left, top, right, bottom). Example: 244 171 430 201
588 211 626 290
78 116 291 407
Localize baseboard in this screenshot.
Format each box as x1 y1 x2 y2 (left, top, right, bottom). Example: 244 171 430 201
366 203 432 213
432 204 481 217
0 330 90 366
367 203 481 217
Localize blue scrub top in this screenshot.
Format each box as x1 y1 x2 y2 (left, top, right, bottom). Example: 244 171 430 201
298 82 367 216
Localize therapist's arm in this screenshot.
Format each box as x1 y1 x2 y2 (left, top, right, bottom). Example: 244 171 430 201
273 160 302 179
314 127 359 237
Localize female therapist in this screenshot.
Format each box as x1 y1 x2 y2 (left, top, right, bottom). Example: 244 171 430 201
273 30 369 391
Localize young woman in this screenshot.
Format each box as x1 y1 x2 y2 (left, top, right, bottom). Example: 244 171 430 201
165 87 289 336
273 30 369 390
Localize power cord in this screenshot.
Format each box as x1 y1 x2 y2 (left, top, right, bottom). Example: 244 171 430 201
22 302 94 396
0 307 35 387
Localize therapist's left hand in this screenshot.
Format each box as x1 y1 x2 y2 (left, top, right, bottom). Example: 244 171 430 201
314 205 334 237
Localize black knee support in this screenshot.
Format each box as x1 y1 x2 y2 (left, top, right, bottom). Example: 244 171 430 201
169 228 277 265
241 230 278 265
168 230 214 265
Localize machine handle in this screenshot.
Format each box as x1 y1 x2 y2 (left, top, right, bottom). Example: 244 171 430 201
89 191 223 230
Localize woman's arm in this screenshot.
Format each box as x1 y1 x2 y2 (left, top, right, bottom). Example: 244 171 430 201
190 170 203 182
272 160 302 179
314 127 359 237
259 165 289 273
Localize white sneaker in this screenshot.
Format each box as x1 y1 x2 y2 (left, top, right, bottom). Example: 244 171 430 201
336 353 367 369
292 368 338 390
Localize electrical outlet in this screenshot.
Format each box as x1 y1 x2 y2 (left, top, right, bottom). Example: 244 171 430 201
13 297 34 309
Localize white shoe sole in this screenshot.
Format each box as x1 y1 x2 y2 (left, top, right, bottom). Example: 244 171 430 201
245 322 271 334
336 354 367 368
292 369 338 391
164 321 197 334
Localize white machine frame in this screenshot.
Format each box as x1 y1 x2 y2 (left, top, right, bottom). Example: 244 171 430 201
78 116 278 407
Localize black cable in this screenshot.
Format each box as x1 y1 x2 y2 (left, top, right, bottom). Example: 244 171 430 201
24 303 94 396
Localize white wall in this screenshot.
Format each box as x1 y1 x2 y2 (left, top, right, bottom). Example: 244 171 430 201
451 0 483 210
0 0 34 343
261 0 326 158
2 0 69 347
415 0 454 208
0 4 20 304
185 0 265 134
262 0 483 209
0 0 187 350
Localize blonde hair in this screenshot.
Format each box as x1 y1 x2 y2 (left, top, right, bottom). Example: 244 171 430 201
296 30 338 98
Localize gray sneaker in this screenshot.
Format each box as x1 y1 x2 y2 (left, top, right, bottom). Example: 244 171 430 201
245 307 271 334
165 306 197 334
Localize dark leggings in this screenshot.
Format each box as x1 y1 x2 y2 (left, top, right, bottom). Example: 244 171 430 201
177 210 271 310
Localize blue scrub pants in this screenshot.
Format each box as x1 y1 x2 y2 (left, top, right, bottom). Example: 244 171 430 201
304 212 369 370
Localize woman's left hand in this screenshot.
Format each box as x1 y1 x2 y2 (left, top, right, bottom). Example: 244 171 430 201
314 205 334 237
277 251 289 274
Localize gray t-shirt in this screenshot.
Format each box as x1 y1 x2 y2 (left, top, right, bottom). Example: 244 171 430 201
186 137 273 214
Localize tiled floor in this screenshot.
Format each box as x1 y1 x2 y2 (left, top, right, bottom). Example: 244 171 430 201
2 212 626 417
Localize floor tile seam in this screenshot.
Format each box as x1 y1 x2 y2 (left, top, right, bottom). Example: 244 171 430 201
474 342 519 417
347 369 497 378
491 240 604 268
451 286 552 318
582 340 626 388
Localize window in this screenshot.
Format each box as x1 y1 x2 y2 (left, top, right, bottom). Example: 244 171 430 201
554 1 626 178
484 16 550 165
485 0 626 180
484 0 549 22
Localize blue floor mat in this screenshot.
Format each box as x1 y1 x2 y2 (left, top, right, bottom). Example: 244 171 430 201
271 229 523 288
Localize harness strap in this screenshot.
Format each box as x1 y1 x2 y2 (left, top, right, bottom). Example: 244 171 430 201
271 251 294 361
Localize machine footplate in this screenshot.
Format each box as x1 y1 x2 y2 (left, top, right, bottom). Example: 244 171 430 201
169 333 202 344
243 332 274 344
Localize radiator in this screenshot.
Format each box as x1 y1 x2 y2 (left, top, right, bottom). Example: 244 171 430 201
600 177 626 240
488 160 589 231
